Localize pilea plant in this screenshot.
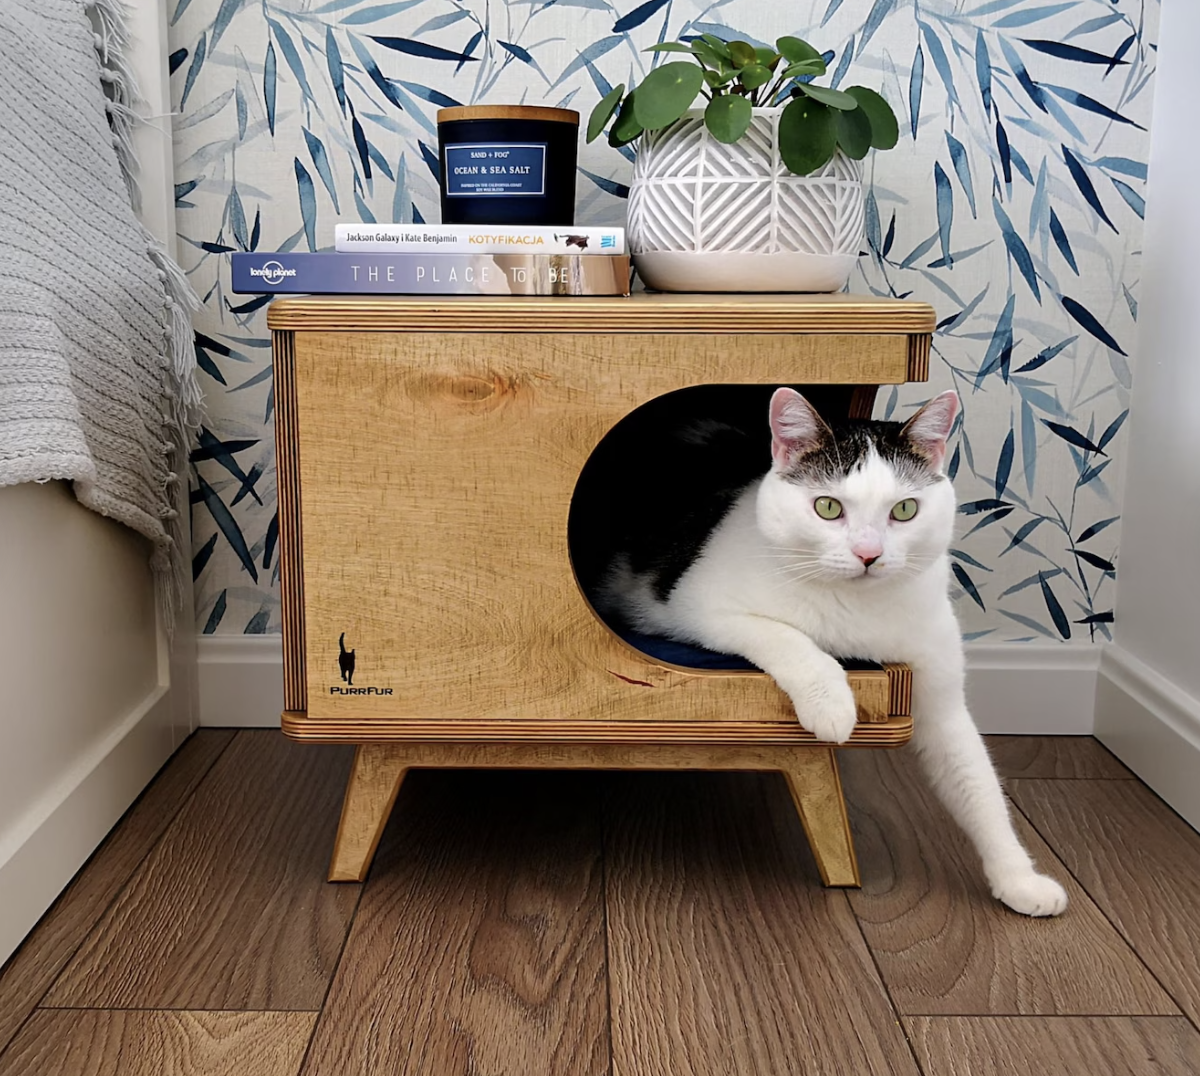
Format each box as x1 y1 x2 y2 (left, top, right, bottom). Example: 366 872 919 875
587 34 899 176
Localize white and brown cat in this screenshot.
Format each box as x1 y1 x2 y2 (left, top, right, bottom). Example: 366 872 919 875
596 388 1068 917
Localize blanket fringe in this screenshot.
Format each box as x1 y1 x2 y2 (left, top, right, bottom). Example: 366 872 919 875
88 0 201 637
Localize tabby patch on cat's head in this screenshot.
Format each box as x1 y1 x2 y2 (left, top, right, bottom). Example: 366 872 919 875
769 388 960 486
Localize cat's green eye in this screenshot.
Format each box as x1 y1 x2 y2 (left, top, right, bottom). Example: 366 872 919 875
891 498 919 522
814 497 843 520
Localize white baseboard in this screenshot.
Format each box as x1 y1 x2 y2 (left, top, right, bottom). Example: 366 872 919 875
198 636 1100 735
1095 645 1200 832
0 685 176 966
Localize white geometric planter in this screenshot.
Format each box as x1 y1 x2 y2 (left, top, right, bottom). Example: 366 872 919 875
627 106 865 293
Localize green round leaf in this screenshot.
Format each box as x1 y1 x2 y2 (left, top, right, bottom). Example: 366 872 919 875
704 68 736 88
846 85 899 149
632 61 706 129
776 36 821 64
704 93 753 144
778 96 837 176
738 63 772 91
834 103 872 159
700 33 732 60
643 42 695 54
586 83 625 143
754 47 780 69
691 40 728 71
609 90 643 147
799 82 858 110
728 40 757 68
783 59 826 78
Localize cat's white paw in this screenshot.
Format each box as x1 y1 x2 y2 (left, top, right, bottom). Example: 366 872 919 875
791 673 858 743
992 872 1069 917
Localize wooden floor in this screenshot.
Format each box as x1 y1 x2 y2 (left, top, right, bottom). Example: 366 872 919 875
2 732 1199 1076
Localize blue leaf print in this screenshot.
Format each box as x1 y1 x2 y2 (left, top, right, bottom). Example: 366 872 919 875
456 30 483 75
882 212 895 259
1075 611 1114 625
193 533 218 581
1042 85 1144 130
830 35 854 90
952 563 986 611
552 36 624 90
1094 156 1147 181
263 42 276 136
1007 143 1034 184
203 589 228 634
245 607 272 634
197 476 258 583
1048 208 1078 274
993 4 1078 29
950 550 993 572
1062 147 1116 232
267 20 315 103
371 36 480 63
995 119 1012 185
235 82 247 139
303 129 341 213
398 82 463 109
919 23 958 107
1078 458 1111 487
1042 420 1105 456
974 30 992 116
1097 409 1129 451
1020 40 1128 66
1020 398 1037 492
1000 517 1046 555
994 428 1014 498
412 10 473 35
181 32 207 111
230 463 265 507
860 0 896 51
169 48 188 75
294 157 317 251
229 366 273 392
934 162 953 268
1016 337 1075 373
419 141 441 182
864 188 881 257
962 506 1015 539
1060 294 1125 355
899 232 938 270
498 41 549 83
210 0 243 50
1074 549 1115 572
1065 13 1124 38
999 610 1056 640
975 292 1015 388
412 202 426 224
326 27 346 116
1038 572 1070 639
1078 517 1119 543
171 0 194 26
263 511 279 571
945 134 976 218
392 153 409 224
352 112 372 180
1122 285 1138 323
996 36 1046 113
612 0 670 33
228 183 248 249
992 199 1039 301
339 1 426 24
961 498 1012 515
579 166 630 199
1111 179 1145 219
947 443 960 480
354 190 377 223
820 0 845 25
908 43 924 139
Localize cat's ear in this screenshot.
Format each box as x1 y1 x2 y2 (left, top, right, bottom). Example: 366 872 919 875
769 388 830 469
901 390 960 472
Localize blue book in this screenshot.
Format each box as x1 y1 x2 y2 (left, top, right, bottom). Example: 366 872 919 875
230 252 630 296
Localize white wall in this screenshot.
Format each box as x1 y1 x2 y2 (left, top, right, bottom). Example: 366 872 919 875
1095 0 1200 829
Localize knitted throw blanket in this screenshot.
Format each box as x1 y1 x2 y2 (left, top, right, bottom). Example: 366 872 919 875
0 0 199 629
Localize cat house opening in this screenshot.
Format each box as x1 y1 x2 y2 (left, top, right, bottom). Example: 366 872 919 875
568 383 864 672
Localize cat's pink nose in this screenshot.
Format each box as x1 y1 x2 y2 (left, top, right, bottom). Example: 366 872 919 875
853 543 882 567
858 554 879 567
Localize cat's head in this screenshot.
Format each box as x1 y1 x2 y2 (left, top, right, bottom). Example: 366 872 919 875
756 388 960 584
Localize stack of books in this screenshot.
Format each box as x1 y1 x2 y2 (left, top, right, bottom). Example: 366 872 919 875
230 224 630 297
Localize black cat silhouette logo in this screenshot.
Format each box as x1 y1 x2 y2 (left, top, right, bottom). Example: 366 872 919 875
338 632 356 686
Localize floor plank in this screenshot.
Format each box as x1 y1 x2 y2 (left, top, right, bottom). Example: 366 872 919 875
603 770 920 1076
840 749 1175 1015
300 769 609 1076
0 730 235 1055
1008 778 1200 1024
0 1010 316 1076
904 1016 1200 1076
985 736 1133 780
43 732 357 1011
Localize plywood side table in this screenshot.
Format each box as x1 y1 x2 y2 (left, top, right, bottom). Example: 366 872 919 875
268 293 935 887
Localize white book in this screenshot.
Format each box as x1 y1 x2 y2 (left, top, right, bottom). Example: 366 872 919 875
334 223 625 256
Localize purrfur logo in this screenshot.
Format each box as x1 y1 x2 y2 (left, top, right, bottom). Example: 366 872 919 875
332 632 393 695
249 260 296 285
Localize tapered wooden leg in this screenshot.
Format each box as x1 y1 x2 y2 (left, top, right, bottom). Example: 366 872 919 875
780 747 861 887
329 745 409 882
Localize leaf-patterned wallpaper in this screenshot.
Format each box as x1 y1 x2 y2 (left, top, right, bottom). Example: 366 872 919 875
171 0 1158 642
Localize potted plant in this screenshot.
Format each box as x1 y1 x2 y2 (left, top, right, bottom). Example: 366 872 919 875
587 34 899 293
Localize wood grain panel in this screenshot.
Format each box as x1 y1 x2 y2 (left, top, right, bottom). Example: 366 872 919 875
1007 778 1200 1023
0 1010 315 1076
44 732 358 1011
273 329 307 714
985 736 1133 779
267 292 936 336
604 770 920 1076
0 730 234 1055
291 330 909 729
301 770 608 1076
840 749 1176 1015
904 1016 1200 1076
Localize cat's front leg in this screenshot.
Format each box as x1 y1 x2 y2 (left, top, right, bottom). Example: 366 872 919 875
696 615 858 742
909 639 1068 917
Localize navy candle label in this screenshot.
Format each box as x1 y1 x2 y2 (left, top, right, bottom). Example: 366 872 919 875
444 143 547 197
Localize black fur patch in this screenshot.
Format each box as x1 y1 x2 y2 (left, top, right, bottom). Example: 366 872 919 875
786 418 943 489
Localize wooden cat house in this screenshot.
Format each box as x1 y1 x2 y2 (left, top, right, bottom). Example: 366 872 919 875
268 293 935 886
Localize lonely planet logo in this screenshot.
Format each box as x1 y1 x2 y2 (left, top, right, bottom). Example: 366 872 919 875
249 260 296 286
